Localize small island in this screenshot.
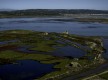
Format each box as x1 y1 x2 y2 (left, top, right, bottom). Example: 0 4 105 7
0 30 106 80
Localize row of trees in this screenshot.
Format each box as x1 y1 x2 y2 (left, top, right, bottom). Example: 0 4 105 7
0 9 108 17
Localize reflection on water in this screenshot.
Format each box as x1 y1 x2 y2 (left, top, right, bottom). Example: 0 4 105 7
0 18 108 36
0 60 55 80
52 46 86 58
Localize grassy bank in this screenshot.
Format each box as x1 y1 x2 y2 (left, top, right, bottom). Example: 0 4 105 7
0 30 106 80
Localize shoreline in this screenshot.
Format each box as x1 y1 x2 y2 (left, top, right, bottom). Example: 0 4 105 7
0 30 107 80
0 17 108 24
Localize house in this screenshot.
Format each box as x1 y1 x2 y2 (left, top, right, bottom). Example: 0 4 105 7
43 32 48 36
63 31 69 35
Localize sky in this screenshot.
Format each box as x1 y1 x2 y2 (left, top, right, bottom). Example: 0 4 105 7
0 0 108 10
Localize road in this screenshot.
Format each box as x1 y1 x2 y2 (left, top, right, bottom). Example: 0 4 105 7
63 62 108 80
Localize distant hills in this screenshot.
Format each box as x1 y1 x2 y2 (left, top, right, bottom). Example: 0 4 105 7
0 9 108 14
0 9 15 11
0 9 108 18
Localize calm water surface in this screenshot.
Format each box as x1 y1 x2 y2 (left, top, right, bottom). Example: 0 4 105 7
0 18 108 36
0 60 55 80
103 39 108 59
0 17 108 80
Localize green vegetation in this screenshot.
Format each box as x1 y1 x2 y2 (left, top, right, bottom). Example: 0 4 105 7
82 70 108 80
0 50 54 62
30 40 56 52
0 30 106 80
99 72 108 79
75 18 108 23
0 9 108 18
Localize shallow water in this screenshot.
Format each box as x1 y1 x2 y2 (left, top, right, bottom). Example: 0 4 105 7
52 46 86 58
0 17 108 80
0 18 108 36
16 46 37 53
0 40 18 45
103 39 108 59
0 40 86 58
14 45 87 58
0 60 55 80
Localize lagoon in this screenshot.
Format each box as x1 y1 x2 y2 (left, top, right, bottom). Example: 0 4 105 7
0 60 55 80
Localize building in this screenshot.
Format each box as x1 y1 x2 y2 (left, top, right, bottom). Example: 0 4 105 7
63 31 69 35
43 32 48 36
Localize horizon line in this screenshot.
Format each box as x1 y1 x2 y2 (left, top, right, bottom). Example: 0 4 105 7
1 8 108 11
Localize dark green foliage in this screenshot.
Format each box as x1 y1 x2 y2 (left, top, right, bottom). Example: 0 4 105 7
0 9 108 18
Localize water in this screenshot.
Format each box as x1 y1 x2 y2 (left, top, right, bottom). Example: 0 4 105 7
52 46 86 58
17 46 86 58
16 46 37 53
0 40 87 57
103 39 108 59
0 18 108 36
0 17 108 79
0 40 18 45
0 60 55 80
